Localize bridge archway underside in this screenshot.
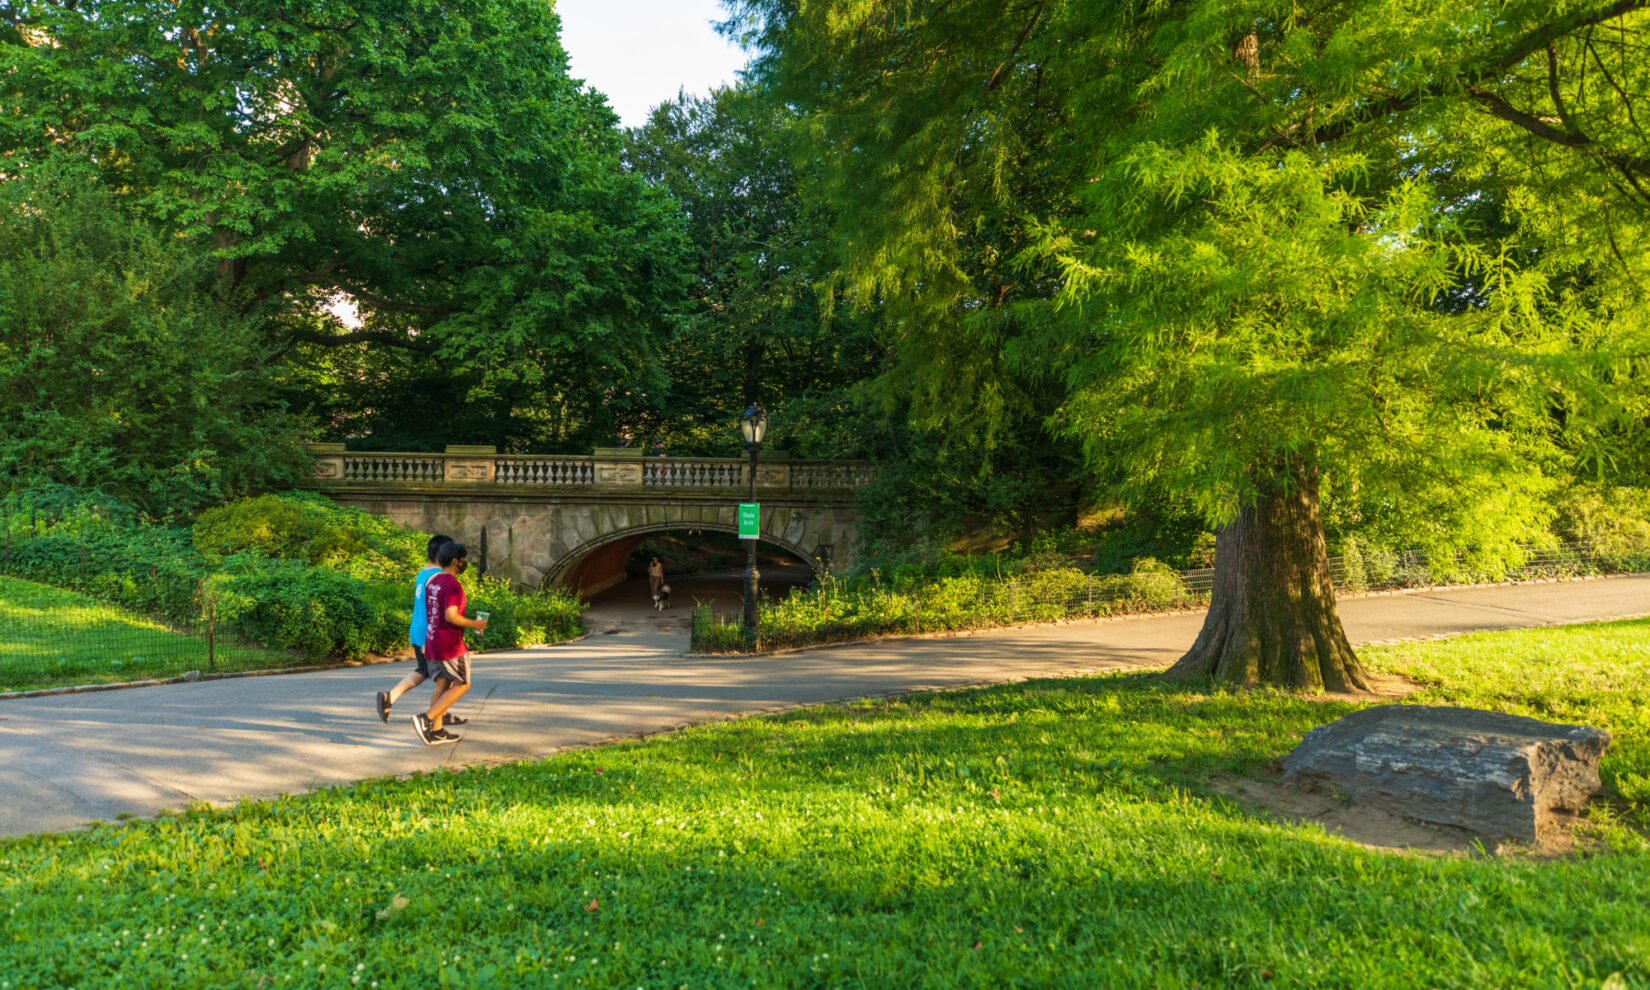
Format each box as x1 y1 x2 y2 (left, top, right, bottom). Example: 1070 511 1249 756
323 490 859 594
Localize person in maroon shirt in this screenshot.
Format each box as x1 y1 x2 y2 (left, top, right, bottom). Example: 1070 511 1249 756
415 541 488 745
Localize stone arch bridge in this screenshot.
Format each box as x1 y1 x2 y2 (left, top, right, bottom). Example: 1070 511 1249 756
308 445 870 595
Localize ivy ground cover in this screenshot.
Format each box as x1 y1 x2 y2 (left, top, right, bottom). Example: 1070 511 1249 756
0 576 280 693
3 621 1647 988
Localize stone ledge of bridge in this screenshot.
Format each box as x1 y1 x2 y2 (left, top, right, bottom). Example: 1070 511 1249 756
304 443 875 496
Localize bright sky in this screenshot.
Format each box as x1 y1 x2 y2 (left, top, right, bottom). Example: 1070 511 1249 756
556 0 749 129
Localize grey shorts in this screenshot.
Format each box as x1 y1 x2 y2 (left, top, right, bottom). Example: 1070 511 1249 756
430 654 469 685
413 645 431 679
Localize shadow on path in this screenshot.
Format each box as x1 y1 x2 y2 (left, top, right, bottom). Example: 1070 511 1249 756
1 574 1646 838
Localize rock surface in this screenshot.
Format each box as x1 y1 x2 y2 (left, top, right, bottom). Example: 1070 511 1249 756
1281 705 1611 843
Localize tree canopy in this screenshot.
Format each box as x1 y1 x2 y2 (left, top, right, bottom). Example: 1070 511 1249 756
623 85 883 455
726 0 1650 687
2 0 688 443
0 173 307 514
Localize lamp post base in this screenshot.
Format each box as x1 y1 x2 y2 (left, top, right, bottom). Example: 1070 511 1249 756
742 561 761 641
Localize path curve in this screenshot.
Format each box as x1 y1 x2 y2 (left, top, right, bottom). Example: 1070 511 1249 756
1 576 1645 839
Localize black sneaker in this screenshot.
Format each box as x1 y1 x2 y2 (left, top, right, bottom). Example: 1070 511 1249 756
432 727 460 743
376 692 392 723
412 713 438 745
441 713 468 727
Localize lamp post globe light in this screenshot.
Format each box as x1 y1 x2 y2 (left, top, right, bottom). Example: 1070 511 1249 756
739 404 769 638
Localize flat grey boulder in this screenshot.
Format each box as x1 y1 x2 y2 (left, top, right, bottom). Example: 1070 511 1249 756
1281 705 1611 843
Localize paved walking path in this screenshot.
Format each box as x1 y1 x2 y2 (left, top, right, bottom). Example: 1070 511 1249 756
1 576 1645 839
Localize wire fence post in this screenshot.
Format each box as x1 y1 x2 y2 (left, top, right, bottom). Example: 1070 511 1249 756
915 590 922 635
1010 582 1017 623
207 594 216 672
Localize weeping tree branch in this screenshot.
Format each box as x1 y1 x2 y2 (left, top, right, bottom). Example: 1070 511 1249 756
1265 0 1649 150
282 327 434 351
345 289 461 316
1465 85 1650 175
271 326 437 366
984 2 1047 93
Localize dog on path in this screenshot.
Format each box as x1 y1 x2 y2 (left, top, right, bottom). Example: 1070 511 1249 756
652 584 672 610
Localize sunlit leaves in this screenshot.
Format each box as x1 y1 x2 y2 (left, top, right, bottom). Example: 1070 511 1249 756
732 0 1650 557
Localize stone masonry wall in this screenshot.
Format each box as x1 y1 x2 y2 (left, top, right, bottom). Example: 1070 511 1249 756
326 493 859 591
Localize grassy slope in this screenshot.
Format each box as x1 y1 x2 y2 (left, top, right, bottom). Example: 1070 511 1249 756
0 576 282 693
2 621 1647 988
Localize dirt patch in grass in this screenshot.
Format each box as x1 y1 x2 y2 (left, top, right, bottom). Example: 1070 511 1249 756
1300 670 1423 703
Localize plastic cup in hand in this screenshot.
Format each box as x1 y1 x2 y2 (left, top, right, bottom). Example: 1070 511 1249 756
477 611 489 626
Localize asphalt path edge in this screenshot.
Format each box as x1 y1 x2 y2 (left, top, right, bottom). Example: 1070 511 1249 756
0 633 591 701
684 571 1650 659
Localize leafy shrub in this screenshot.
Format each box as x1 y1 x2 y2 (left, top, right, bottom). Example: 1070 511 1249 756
697 561 1197 653
1552 484 1650 573
0 179 308 517
193 493 423 581
2 497 209 630
463 575 585 651
3 489 583 663
207 564 393 660
1338 537 1369 593
691 604 748 653
1185 531 1218 569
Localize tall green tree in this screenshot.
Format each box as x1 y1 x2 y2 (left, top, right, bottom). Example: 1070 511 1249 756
623 85 884 455
2 0 687 426
624 83 1085 545
0 173 307 514
728 0 1650 689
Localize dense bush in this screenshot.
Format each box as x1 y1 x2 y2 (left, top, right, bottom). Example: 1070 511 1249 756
202 562 399 660
1 494 208 629
464 575 586 650
696 559 1194 653
846 511 1216 588
0 177 308 517
193 493 423 581
2 489 584 662
1552 484 1650 573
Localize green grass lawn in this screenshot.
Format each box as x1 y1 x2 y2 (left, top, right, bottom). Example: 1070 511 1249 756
2 620 1647 988
0 576 285 693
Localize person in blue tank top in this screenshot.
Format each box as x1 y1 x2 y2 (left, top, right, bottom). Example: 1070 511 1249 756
375 534 468 727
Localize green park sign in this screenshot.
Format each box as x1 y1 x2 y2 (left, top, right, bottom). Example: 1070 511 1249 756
738 502 760 540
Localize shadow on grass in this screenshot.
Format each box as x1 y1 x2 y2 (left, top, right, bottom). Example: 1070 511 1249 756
3 668 1648 989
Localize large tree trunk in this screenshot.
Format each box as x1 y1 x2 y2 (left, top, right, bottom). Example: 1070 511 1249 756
1167 461 1372 692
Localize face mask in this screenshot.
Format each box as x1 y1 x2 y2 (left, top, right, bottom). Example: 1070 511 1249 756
457 560 468 575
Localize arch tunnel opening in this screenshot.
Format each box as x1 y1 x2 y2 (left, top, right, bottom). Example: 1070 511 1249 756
557 526 819 623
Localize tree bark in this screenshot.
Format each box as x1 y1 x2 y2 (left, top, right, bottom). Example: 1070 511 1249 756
743 338 765 407
1167 460 1372 692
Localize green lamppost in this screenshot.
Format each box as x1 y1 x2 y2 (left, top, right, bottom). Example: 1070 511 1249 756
739 403 769 637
